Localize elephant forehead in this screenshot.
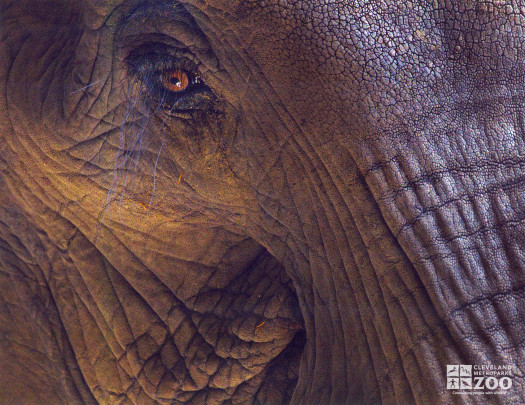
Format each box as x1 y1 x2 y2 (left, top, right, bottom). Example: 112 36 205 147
184 0 525 124
199 0 524 65
22 0 523 113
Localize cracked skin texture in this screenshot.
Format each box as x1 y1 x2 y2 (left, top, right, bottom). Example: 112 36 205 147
0 0 524 404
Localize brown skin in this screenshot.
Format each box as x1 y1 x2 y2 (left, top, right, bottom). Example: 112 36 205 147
0 0 524 404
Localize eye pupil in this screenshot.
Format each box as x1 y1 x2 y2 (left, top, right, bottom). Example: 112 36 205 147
162 69 189 92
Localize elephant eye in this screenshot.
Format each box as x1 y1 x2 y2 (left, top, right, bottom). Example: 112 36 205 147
127 46 215 115
153 68 213 114
161 69 193 93
158 68 205 97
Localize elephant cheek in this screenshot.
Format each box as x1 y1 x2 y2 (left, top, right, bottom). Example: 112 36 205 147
44 225 307 403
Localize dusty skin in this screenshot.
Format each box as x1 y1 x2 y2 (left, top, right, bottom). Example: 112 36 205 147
0 1 524 404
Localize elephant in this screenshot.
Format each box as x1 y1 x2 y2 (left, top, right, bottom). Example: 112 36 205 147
0 0 524 403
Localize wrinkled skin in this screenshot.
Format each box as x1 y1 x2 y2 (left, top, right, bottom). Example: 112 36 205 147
0 0 524 404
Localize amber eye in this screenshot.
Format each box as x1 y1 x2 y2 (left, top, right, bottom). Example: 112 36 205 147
161 69 190 92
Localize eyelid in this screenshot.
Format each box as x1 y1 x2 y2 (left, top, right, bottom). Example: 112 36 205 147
127 45 200 75
119 4 211 58
125 44 216 113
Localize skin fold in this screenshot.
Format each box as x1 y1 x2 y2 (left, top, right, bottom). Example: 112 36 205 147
0 0 523 404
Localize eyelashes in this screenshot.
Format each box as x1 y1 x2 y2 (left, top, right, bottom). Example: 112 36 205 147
127 46 215 115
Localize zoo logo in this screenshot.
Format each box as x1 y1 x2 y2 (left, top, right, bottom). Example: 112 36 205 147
446 365 513 391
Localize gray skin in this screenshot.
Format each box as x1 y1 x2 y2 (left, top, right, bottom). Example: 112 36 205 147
0 0 524 404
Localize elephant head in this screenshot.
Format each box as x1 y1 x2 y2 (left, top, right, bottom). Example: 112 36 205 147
0 0 524 403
